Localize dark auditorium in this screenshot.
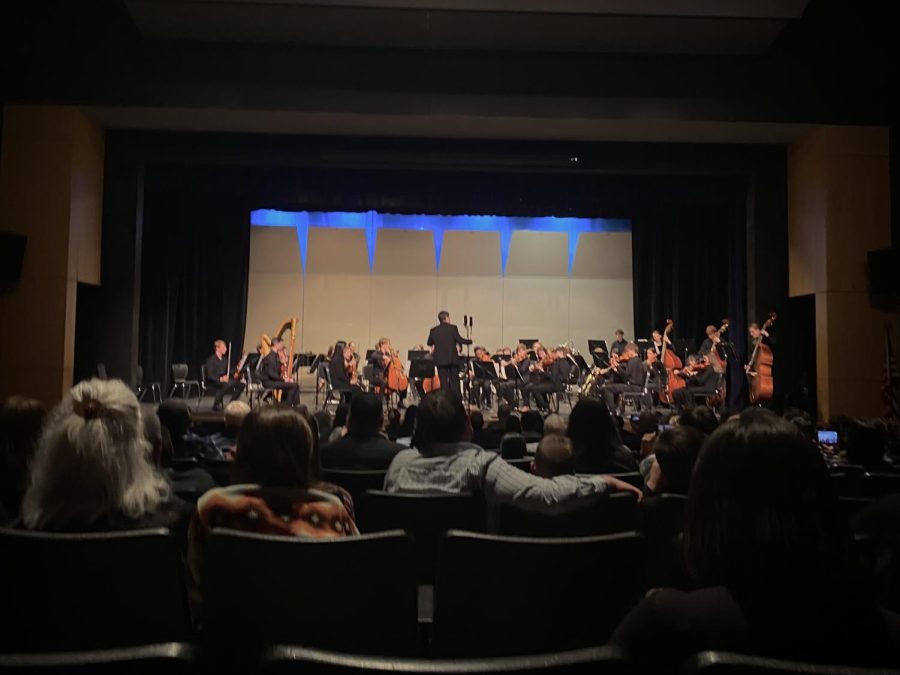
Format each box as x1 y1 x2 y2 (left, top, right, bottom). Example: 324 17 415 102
4 1 900 673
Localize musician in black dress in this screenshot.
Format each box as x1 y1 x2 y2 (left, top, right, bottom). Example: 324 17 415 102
427 311 472 400
329 341 361 402
260 338 300 405
204 340 246 410
601 342 652 412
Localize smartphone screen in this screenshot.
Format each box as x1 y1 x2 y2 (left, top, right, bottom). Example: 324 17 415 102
817 429 838 446
659 424 673 432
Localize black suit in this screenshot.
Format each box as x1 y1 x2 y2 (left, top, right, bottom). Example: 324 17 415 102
261 351 300 405
673 366 719 410
427 321 472 399
602 357 651 412
204 354 245 407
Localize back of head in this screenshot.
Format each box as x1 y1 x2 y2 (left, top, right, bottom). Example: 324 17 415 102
496 403 511 423
224 400 251 433
347 392 383 439
652 426 705 494
470 410 484 431
505 414 523 434
23 379 168 530
567 398 620 459
416 389 467 450
332 402 349 428
157 398 192 440
0 395 46 473
500 433 527 460
312 410 333 443
685 408 844 596
521 410 544 435
634 410 660 437
844 418 887 469
438 310 449 323
534 435 574 478
399 404 417 437
678 405 719 436
543 413 566 436
235 406 314 488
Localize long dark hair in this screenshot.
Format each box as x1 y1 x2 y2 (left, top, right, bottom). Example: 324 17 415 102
234 406 314 488
566 398 622 466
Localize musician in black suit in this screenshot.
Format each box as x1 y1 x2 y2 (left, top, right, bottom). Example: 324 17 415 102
260 337 300 405
427 311 472 400
204 340 246 411
673 354 720 410
601 342 652 412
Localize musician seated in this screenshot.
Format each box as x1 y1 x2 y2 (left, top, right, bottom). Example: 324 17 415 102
601 343 652 413
205 339 246 411
468 346 495 410
369 337 408 408
672 354 719 411
260 337 300 406
524 346 571 413
493 347 517 408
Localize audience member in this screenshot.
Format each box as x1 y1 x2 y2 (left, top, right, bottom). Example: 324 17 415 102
521 410 544 441
142 406 216 501
321 392 404 470
644 426 705 496
0 395 45 520
567 399 638 474
469 409 490 448
621 410 659 455
311 409 333 448
384 390 641 519
499 433 527 459
487 403 512 433
22 379 191 537
532 435 574 478
505 414 523 434
209 400 251 454
157 399 224 461
543 413 566 437
385 408 402 441
396 405 417 447
610 408 896 670
677 405 719 436
844 418 891 471
190 406 358 579
327 402 350 443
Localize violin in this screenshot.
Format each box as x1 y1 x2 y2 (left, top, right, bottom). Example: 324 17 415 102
479 350 492 362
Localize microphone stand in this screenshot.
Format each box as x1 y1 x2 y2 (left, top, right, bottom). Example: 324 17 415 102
463 315 472 406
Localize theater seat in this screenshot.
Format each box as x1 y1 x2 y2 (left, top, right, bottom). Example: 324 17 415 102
433 530 646 657
260 644 635 675
321 469 388 505
496 492 640 537
681 651 897 675
0 643 199 675
202 528 417 670
359 491 487 582
0 528 190 653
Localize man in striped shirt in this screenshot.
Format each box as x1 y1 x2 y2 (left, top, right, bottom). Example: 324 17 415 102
384 389 641 515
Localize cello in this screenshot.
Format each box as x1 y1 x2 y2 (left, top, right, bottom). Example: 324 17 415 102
386 348 410 394
747 312 776 404
659 319 684 404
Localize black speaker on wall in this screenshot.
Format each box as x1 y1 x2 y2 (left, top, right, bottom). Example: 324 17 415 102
0 232 27 281
868 247 899 310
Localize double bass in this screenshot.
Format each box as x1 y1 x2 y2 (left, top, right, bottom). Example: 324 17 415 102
748 312 776 404
659 319 684 404
708 319 730 374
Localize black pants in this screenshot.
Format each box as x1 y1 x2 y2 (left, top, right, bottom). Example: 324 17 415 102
266 381 300 406
495 380 516 407
525 381 556 411
602 383 651 412
469 378 493 407
436 365 461 400
673 386 717 410
207 379 245 406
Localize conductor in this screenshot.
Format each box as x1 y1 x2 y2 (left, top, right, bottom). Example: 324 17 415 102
427 310 472 400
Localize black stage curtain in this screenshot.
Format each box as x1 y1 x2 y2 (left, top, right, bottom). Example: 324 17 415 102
139 175 250 390
631 180 748 409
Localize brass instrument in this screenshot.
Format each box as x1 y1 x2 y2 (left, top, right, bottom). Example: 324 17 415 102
260 317 298 400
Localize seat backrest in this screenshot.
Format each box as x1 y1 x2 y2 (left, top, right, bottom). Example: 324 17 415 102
503 457 531 473
359 491 487 582
136 365 144 386
171 363 189 382
97 363 108 380
202 528 417 669
642 493 690 588
861 472 900 499
0 642 200 675
0 527 190 652
682 650 894 675
321 469 388 505
496 492 640 538
260 644 635 675
200 364 207 382
434 530 646 657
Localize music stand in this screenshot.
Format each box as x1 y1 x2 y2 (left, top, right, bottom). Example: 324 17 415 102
588 339 608 368
308 353 325 374
472 359 498 382
408 350 428 361
409 359 436 379
587 339 608 355
527 350 538 361
635 338 651 357
491 354 505 364
365 349 376 362
519 338 540 349
571 353 589 372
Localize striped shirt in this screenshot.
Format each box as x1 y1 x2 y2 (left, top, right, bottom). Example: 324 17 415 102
384 442 611 515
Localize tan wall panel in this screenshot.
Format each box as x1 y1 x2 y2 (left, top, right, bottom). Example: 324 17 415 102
373 229 436 275
440 231 502 276
244 227 304 347
569 278 635 352
369 275 437 355
571 232 632 279
505 232 568 277
302 273 372 354
437 276 503 350
249 226 302 273
307 228 369 275
502 277 570 347
68 112 104 285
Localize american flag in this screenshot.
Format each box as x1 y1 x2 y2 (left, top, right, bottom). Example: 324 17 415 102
882 327 900 421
